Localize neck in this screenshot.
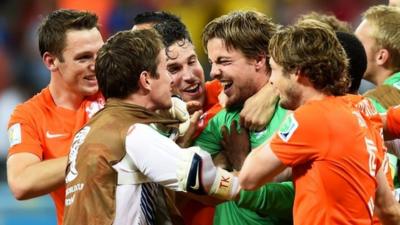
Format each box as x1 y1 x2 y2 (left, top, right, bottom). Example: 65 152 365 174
120 93 156 111
48 80 85 111
372 68 395 85
300 85 328 106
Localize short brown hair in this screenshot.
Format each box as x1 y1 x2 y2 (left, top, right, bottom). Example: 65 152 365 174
95 29 164 99
296 11 352 33
362 5 400 71
38 9 99 61
202 10 277 62
269 25 349 96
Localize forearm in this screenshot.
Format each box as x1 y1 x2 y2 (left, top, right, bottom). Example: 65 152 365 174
7 154 68 200
376 204 400 225
240 145 285 190
375 167 400 225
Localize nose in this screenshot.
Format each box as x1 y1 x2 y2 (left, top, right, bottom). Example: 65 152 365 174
89 60 95 71
210 64 221 80
182 67 195 81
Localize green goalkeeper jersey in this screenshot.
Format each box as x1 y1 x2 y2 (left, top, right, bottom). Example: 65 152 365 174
194 104 293 225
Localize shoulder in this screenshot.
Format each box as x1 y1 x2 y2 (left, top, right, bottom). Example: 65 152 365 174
9 89 48 123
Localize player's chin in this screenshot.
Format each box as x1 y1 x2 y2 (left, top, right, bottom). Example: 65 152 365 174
81 86 99 97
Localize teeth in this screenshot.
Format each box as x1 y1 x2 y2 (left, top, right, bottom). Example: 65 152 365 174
221 81 233 89
184 84 199 92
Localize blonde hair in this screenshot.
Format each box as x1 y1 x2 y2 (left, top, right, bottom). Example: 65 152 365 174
363 5 400 71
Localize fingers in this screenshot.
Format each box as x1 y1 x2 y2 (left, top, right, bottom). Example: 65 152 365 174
186 101 203 115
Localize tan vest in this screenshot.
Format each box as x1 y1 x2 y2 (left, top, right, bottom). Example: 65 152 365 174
63 99 183 225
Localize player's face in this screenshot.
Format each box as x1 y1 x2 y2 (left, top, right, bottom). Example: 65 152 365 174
166 40 205 106
55 28 104 97
149 49 173 110
355 20 379 84
207 38 264 108
269 57 301 110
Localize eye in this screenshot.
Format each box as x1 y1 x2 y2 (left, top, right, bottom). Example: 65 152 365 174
168 65 181 75
77 54 93 62
219 60 231 65
188 59 196 65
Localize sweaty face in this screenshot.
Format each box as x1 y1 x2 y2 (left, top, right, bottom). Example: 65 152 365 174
207 38 266 108
56 28 104 97
149 49 173 110
269 58 301 110
355 20 379 84
166 40 205 107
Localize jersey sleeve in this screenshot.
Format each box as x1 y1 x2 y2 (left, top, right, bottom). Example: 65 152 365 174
270 107 329 167
387 106 400 138
7 105 44 159
125 123 187 191
237 181 294 219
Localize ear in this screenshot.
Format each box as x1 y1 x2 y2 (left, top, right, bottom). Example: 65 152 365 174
254 54 267 71
42 52 59 72
138 71 152 93
292 68 302 81
375 48 390 66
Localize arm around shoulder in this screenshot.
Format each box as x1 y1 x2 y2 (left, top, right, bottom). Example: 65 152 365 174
239 143 286 190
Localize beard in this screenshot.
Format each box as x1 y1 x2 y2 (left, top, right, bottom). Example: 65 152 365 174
279 87 302 110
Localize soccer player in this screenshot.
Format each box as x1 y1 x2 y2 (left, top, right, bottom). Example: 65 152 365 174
240 23 400 225
63 29 240 225
198 10 292 225
6 9 104 225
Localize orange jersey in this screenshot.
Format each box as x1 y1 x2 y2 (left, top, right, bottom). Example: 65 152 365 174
194 79 223 138
387 106 400 138
270 96 380 225
344 95 393 188
7 87 104 225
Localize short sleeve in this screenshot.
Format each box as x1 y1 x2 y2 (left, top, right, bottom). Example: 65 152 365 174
7 105 44 159
270 107 329 167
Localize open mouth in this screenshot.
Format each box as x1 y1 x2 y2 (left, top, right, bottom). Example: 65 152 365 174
221 80 233 91
84 75 97 81
183 83 201 93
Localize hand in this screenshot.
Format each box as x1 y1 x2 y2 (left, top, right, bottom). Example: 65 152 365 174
221 120 250 171
176 110 202 148
240 83 279 131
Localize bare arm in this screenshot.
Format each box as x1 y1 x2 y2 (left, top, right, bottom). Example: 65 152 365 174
375 166 400 225
239 143 286 190
7 153 68 200
240 83 279 131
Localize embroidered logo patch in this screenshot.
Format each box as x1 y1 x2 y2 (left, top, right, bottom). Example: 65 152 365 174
278 114 298 142
8 123 21 147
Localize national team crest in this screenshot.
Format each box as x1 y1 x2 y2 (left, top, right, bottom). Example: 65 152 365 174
8 123 21 147
278 114 298 142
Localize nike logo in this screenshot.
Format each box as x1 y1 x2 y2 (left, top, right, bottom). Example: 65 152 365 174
46 131 68 139
190 165 200 190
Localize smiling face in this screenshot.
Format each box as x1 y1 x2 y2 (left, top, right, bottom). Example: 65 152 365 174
269 57 302 110
206 38 267 108
55 28 104 97
166 40 206 106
